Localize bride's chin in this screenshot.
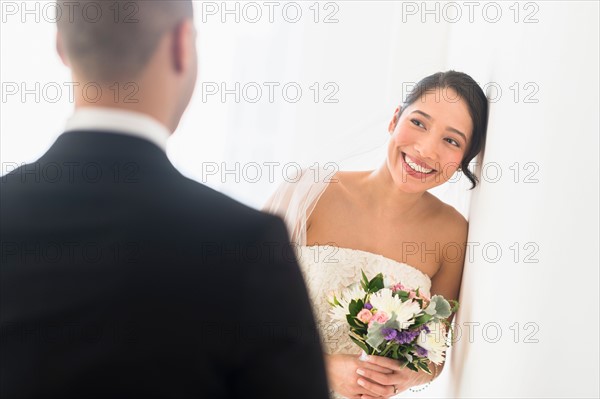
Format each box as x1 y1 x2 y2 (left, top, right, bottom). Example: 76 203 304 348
392 167 447 191
389 174 427 193
386 162 436 192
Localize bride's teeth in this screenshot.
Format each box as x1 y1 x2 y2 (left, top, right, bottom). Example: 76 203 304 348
404 153 434 174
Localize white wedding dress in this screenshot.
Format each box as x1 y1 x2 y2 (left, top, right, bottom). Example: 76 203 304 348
263 168 432 399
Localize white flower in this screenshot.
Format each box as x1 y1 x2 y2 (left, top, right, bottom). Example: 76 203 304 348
416 321 448 364
382 274 396 288
369 288 421 329
328 283 366 322
330 303 350 322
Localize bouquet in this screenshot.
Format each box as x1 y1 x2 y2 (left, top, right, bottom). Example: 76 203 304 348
328 270 459 374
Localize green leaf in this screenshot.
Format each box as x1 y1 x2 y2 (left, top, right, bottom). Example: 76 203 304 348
349 299 363 316
333 296 341 307
369 273 385 292
414 313 433 326
379 341 395 357
328 294 342 307
346 314 360 329
366 322 386 350
361 270 370 291
349 335 370 354
449 299 460 313
353 319 368 336
427 295 452 319
406 362 419 372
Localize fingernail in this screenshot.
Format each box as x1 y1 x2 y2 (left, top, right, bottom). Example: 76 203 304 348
357 379 365 386
356 368 365 376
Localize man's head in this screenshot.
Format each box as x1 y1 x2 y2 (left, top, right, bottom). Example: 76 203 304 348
56 0 197 132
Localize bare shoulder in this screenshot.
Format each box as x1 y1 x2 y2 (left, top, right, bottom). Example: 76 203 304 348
427 193 469 240
306 170 355 229
315 170 366 205
427 193 468 242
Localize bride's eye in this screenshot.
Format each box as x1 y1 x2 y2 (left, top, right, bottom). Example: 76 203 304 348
445 138 460 147
410 119 425 129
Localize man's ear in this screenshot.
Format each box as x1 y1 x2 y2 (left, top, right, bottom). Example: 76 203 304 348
56 30 70 67
388 106 401 134
172 19 195 74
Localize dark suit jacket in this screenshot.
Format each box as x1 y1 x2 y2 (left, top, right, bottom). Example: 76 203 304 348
0 131 329 398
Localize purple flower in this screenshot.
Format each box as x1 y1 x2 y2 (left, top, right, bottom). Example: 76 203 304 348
364 303 373 310
415 345 428 357
394 329 421 345
381 328 398 341
422 325 431 334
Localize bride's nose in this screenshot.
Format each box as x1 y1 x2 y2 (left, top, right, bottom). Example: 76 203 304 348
413 135 439 163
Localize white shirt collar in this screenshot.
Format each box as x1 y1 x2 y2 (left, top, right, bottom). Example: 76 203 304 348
64 107 171 152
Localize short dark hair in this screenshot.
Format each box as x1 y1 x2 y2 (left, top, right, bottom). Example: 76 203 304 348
56 0 194 83
400 70 489 190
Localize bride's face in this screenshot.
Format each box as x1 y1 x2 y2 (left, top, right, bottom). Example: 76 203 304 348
386 87 473 193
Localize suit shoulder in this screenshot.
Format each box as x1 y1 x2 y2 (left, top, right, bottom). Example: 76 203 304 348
174 174 287 232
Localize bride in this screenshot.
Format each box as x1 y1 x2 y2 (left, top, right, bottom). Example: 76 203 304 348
264 70 489 399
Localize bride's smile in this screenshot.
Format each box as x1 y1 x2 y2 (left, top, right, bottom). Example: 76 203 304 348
401 152 437 176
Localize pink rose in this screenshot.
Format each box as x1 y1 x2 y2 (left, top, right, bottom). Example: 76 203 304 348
391 283 407 292
368 311 390 327
408 290 417 299
357 309 373 324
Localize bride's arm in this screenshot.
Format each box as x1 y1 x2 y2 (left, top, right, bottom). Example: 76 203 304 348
429 209 467 318
428 208 468 349
415 209 468 383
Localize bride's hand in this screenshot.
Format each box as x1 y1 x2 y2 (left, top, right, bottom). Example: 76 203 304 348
355 355 433 398
324 353 394 399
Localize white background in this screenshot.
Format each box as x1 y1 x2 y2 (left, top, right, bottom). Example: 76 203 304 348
1 1 598 397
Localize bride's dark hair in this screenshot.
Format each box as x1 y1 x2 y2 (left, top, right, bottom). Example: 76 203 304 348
399 70 489 190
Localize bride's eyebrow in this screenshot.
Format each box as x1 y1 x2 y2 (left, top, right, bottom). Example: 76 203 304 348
410 110 467 143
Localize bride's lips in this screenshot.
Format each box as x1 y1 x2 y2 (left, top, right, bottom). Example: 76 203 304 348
400 152 437 179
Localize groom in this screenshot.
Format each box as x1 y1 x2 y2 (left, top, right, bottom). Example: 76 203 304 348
0 1 328 398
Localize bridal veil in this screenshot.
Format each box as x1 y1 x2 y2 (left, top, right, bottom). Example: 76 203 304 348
262 166 336 246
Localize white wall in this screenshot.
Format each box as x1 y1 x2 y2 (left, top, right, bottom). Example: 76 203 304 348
445 2 600 397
